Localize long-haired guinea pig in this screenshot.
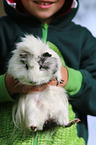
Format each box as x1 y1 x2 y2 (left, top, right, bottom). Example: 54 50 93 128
8 35 75 133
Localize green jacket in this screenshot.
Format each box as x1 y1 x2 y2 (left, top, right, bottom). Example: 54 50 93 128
0 0 96 144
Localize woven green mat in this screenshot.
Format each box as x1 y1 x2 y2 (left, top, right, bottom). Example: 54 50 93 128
0 102 85 145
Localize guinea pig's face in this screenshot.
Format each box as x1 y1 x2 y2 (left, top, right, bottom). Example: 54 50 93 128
8 35 61 85
19 50 58 85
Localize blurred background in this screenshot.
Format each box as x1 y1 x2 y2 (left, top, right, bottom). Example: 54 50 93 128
73 0 96 37
0 0 96 145
73 1 96 145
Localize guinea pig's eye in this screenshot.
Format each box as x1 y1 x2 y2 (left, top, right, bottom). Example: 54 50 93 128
20 51 30 58
42 52 52 57
25 64 29 70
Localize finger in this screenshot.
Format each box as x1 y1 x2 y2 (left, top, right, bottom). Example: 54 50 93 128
21 83 48 93
49 79 64 87
48 79 57 86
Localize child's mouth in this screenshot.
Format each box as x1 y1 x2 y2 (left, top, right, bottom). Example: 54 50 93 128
33 1 54 7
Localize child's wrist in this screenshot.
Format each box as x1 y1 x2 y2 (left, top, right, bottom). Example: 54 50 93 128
61 66 68 87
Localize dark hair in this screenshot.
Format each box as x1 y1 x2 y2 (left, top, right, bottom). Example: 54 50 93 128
14 0 23 11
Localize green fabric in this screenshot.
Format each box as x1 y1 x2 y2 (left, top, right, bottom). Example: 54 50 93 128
0 102 85 145
65 67 83 96
48 41 83 96
0 74 14 102
33 133 38 145
42 23 48 43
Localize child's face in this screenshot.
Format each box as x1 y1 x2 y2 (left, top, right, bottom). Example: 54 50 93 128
21 0 65 23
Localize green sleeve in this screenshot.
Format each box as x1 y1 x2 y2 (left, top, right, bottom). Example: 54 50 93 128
64 67 83 96
0 74 14 102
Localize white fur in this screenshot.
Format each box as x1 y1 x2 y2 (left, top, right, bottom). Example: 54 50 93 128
8 35 69 132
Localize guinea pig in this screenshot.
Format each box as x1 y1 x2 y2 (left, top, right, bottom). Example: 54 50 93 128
8 35 78 133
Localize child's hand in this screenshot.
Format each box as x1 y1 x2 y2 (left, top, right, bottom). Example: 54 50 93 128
5 66 68 96
49 66 68 87
5 74 48 96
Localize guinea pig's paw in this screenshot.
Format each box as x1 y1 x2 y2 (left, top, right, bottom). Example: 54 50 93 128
64 118 81 128
29 126 37 132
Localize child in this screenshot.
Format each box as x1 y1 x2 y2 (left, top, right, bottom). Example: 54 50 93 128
0 0 96 144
